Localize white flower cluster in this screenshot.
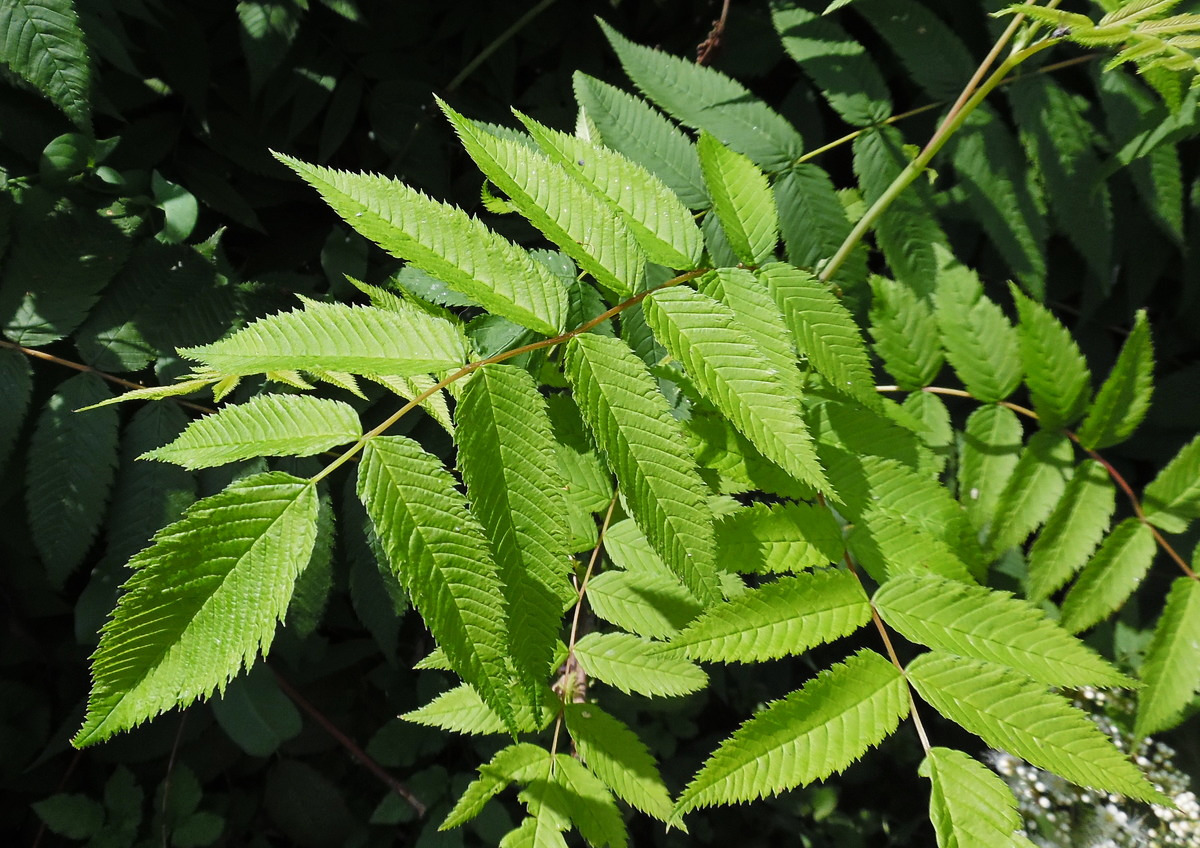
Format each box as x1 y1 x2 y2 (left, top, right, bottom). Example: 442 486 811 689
988 687 1200 848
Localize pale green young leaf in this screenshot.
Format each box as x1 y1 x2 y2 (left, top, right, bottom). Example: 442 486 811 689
572 72 708 209
598 20 804 171
1026 460 1116 601
78 378 217 411
1059 518 1157 634
564 333 720 605
563 702 674 822
142 394 361 470
442 743 551 830
1135 577 1200 737
358 436 517 732
715 502 843 575
456 365 575 698
586 571 702 639
868 275 944 390
402 683 555 736
516 111 702 269
697 133 779 265
906 653 1165 804
574 632 707 697
439 99 645 297
774 165 869 290
643 286 829 493
673 569 870 663
28 373 119 587
73 473 318 747
1141 433 1200 533
673 649 908 815
500 816 568 848
1099 0 1183 27
986 432 1074 554
0 0 92 129
759 262 881 411
553 755 628 848
957 404 1022 532
1076 311 1154 450
921 747 1035 848
933 247 1022 402
275 154 567 335
699 268 801 391
179 299 467 378
874 575 1134 688
1010 285 1091 429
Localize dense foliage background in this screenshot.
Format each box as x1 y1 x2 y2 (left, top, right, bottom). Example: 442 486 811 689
3 0 1199 846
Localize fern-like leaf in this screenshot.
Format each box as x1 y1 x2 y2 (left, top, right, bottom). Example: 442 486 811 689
1010 284 1091 429
1135 576 1200 737
643 286 829 492
874 574 1134 688
673 649 908 816
180 299 467 377
906 652 1165 804
986 432 1074 554
1141 432 1200 533
142 394 361 470
1026 460 1116 602
586 570 702 639
1059 517 1157 634
73 473 319 747
1075 310 1154 450
868 275 945 390
574 632 707 697
715 502 844 574
673 569 870 663
697 134 779 265
358 436 518 732
564 333 720 604
920 747 1036 848
276 154 567 335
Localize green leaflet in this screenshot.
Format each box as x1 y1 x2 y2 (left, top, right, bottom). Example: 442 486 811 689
1059 517 1157 634
73 473 319 747
759 262 881 412
643 286 829 493
1010 284 1091 430
180 299 467 378
586 571 702 639
598 20 804 171
933 247 1023 403
552 755 627 848
0 0 92 129
572 72 708 209
920 747 1035 848
672 569 871 663
906 653 1165 804
276 154 567 335
1026 459 1116 602
358 436 518 733
673 649 908 816
1136 577 1200 737
873 575 1134 688
143 394 361 470
902 390 953 477
699 268 801 391
439 99 645 297
1075 310 1154 450
574 632 707 698
28 373 119 586
986 431 1074 554
850 507 976 585
855 0 974 102
442 743 550 830
808 388 925 470
564 333 721 605
697 134 779 266
456 365 574 698
563 702 674 822
868 275 945 390
500 816 567 848
715 502 844 574
686 410 816 501
516 111 702 269
772 5 893 126
1142 433 1200 532
774 164 869 290
402 683 554 736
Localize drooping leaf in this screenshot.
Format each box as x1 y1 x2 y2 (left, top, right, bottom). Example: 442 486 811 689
1075 310 1154 450
143 394 362 470
1141 432 1200 533
642 286 829 492
874 574 1134 688
957 404 1023 532
868 275 945 390
28 373 119 586
574 632 707 698
1135 577 1200 737
920 747 1035 848
357 436 518 732
180 299 467 378
1026 459 1116 602
1059 517 1157 634
906 652 1165 804
586 570 702 639
697 134 779 265
1010 284 1091 429
673 649 908 815
986 431 1074 554
73 473 319 747
564 333 720 605
715 502 844 574
673 569 870 663
0 0 92 128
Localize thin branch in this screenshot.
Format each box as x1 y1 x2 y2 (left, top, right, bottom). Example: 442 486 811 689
446 0 560 93
696 0 732 66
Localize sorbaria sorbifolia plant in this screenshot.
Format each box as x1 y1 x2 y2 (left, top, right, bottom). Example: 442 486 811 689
73 2 1200 846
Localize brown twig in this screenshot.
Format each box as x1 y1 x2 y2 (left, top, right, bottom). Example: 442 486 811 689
696 0 732 66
